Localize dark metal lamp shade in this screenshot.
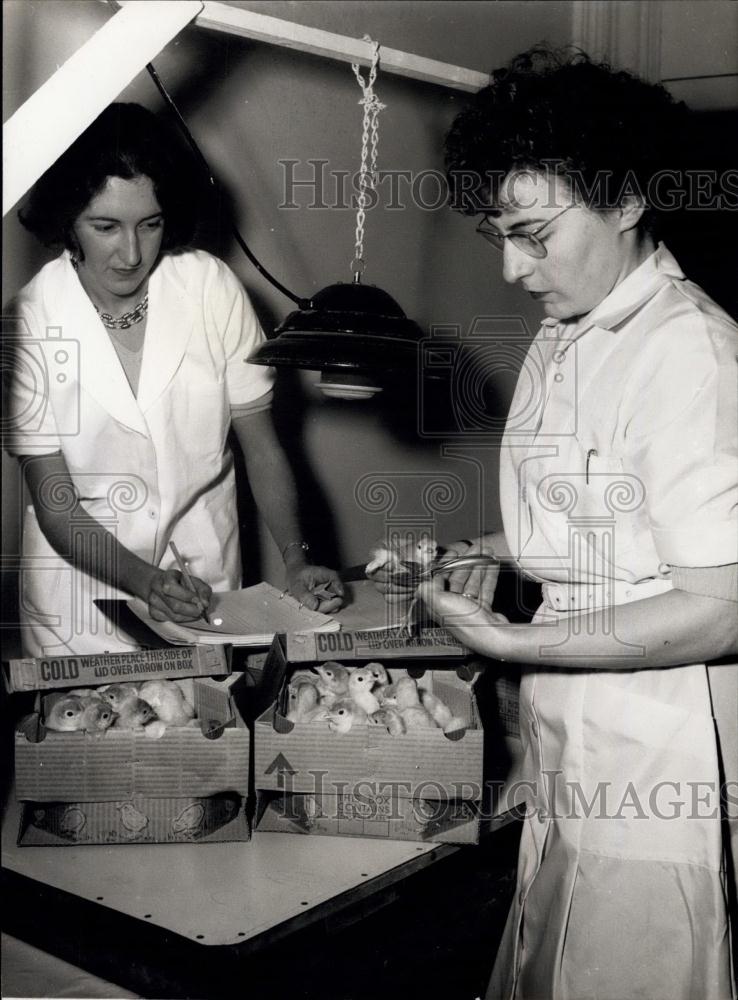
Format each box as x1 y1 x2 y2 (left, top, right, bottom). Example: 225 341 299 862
248 281 425 397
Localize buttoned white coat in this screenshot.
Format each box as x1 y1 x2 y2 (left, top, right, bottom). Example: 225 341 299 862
490 246 737 1000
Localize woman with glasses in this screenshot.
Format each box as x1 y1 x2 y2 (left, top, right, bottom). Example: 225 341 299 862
377 48 737 1000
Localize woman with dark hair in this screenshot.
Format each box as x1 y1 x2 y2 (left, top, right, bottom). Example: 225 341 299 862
5 102 342 656
375 49 737 999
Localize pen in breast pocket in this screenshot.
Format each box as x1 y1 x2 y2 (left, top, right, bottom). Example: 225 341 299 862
585 448 598 485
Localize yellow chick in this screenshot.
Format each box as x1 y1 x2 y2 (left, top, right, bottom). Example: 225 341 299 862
45 695 87 732
99 683 140 714
315 663 350 699
326 699 367 734
173 678 195 711
368 707 406 736
365 535 439 577
365 662 389 688
420 689 453 729
139 679 195 727
383 676 420 711
420 690 467 735
400 705 438 730
289 668 320 691
80 696 117 735
114 697 158 731
348 669 381 715
286 682 319 723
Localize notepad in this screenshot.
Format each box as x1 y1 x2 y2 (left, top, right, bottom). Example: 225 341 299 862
128 582 340 647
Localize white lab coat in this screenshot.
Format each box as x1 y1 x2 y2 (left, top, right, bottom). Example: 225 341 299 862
5 249 274 656
490 245 737 999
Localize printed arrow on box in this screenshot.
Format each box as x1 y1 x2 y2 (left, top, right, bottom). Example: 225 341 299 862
264 753 297 788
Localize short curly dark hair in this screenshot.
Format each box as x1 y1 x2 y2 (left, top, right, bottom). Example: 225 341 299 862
19 102 204 253
444 47 687 231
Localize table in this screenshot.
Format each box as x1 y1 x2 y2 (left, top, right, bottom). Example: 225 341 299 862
2 582 489 997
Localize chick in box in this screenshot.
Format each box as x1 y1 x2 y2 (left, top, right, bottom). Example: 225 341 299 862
43 678 196 739
284 662 466 736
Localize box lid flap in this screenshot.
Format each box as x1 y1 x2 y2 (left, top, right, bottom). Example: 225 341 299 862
5 645 230 693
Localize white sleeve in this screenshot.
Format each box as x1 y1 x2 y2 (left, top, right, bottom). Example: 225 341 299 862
625 317 738 567
205 257 276 406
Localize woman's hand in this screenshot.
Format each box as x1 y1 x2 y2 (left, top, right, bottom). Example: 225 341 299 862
147 569 212 622
286 564 344 614
365 560 418 603
417 574 511 660
441 536 500 607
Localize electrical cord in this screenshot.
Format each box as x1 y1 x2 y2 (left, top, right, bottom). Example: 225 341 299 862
105 0 308 309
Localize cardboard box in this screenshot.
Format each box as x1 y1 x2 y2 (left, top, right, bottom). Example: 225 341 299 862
253 633 484 844
15 675 249 801
13 668 251 845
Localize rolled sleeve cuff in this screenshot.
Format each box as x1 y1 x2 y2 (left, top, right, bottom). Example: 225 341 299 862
671 564 738 602
653 520 738 568
229 389 273 418
226 363 275 408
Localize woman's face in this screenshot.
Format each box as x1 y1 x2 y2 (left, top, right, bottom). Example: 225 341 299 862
486 171 643 322
72 174 164 304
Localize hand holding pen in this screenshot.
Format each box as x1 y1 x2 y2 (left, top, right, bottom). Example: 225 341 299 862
147 543 213 624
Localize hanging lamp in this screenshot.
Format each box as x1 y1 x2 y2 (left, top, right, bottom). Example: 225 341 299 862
130 20 425 400
248 39 425 399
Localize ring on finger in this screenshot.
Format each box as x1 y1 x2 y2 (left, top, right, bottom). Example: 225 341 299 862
462 592 476 600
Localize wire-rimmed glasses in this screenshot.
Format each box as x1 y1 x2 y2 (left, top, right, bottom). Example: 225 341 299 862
476 204 575 259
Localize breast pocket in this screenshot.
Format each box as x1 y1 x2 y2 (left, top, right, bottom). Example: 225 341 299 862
532 445 643 575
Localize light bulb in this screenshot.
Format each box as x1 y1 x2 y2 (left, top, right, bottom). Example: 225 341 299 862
318 371 382 400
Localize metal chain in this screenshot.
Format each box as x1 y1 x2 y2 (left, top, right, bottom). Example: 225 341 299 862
351 37 385 277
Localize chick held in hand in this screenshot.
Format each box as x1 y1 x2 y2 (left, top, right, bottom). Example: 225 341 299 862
348 668 381 715
365 534 439 577
327 699 367 734
138 679 195 727
45 695 87 732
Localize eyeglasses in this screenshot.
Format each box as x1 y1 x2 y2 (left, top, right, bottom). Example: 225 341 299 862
476 204 575 259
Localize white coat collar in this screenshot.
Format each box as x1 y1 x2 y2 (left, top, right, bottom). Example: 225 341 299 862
541 243 685 342
53 252 194 434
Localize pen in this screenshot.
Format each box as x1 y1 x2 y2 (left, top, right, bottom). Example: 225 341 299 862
586 448 597 485
169 541 210 624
